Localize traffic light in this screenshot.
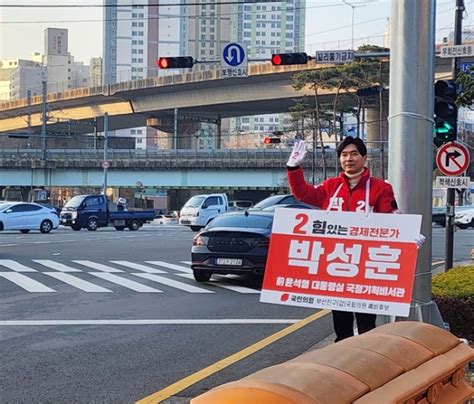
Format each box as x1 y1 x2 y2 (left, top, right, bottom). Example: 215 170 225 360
156 56 194 69
271 52 308 66
263 137 281 144
434 79 457 146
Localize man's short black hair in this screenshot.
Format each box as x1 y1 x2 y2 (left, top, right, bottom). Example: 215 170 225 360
337 136 367 158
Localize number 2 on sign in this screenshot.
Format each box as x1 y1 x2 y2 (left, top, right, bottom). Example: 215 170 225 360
293 213 309 234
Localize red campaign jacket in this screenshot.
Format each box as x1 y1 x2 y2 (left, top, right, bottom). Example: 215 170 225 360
288 167 398 213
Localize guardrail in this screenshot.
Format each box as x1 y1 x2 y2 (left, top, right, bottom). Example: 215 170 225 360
192 321 474 404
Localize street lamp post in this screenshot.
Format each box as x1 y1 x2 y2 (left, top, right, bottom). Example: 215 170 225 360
341 0 370 50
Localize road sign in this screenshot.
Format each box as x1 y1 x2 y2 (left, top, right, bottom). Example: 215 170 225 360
435 176 470 189
460 61 474 74
315 50 354 64
221 42 248 77
436 142 471 176
440 44 474 58
101 160 111 169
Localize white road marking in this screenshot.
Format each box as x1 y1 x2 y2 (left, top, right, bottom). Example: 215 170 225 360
177 273 260 294
33 260 82 273
43 272 112 292
0 272 55 292
145 261 192 273
0 244 20 247
0 259 37 272
89 272 162 292
110 261 167 274
71 260 124 273
0 319 299 326
180 261 192 265
132 273 214 293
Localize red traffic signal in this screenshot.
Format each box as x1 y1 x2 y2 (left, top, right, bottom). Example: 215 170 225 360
156 56 194 69
271 52 308 66
263 137 281 144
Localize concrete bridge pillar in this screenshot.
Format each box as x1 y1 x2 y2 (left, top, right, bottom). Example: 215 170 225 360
365 96 388 148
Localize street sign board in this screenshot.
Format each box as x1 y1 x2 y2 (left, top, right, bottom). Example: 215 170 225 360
436 142 471 176
460 61 474 74
315 50 354 64
435 176 470 189
101 160 111 169
221 42 248 77
440 44 474 58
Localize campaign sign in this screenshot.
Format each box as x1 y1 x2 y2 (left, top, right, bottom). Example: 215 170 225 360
260 208 422 317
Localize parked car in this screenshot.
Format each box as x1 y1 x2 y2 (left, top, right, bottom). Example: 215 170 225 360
0 202 59 233
250 194 300 211
261 202 316 212
432 205 473 227
191 210 274 282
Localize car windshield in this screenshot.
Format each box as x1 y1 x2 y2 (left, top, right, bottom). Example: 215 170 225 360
253 195 289 209
64 196 86 208
207 214 273 229
184 196 205 208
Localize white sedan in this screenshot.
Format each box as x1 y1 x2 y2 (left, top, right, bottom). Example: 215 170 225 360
0 202 60 233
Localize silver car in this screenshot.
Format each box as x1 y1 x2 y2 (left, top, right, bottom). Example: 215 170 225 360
0 202 60 233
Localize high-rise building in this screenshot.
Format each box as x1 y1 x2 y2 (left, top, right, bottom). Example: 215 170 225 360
103 0 186 149
0 59 45 101
225 0 305 145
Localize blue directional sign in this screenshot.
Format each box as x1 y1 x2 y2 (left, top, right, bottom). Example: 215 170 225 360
221 42 248 77
460 62 474 75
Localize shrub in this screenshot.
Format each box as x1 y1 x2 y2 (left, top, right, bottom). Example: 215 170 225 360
432 265 474 341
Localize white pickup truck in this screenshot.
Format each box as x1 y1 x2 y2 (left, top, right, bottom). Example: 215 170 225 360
179 193 229 231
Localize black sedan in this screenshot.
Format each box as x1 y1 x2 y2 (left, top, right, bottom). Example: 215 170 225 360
190 204 316 282
191 211 274 282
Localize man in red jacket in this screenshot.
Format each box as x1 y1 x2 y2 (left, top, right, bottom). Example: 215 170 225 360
287 136 399 341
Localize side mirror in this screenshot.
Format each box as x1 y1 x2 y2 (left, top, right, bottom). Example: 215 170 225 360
201 204 208 209
5 209 12 213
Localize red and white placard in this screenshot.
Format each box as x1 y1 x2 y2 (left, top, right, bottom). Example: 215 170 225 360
260 208 422 317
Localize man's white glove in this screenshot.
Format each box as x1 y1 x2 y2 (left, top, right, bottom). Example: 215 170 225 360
415 234 426 249
287 140 307 167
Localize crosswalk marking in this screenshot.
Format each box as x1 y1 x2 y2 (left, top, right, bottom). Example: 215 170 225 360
33 260 82 273
0 272 55 292
180 261 192 266
0 259 37 272
44 272 112 292
177 273 260 294
145 261 192 273
71 260 124 273
132 273 214 293
89 272 162 293
110 261 167 274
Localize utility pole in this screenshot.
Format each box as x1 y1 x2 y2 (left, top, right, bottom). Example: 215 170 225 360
40 80 47 161
388 0 443 326
445 0 465 271
173 108 178 149
27 90 32 137
103 113 109 195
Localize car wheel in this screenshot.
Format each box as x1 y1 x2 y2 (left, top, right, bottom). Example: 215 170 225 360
71 224 81 231
20 229 30 234
193 269 211 282
114 226 125 231
190 226 201 231
87 218 99 231
457 223 469 229
128 220 140 231
40 220 53 233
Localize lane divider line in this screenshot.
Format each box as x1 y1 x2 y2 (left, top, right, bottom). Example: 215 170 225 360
136 309 331 404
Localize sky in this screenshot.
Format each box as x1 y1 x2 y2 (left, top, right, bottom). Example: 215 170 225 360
0 0 473 64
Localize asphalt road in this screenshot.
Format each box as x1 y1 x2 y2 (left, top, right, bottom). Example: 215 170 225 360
0 223 471 403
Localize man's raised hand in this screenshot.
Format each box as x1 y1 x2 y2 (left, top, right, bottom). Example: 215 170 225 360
287 140 307 167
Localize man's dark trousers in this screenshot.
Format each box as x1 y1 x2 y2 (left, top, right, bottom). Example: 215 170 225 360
333 310 376 342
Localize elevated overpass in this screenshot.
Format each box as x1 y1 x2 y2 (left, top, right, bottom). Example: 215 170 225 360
0 57 453 135
0 146 471 189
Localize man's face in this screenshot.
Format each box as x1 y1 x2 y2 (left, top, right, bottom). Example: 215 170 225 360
339 144 367 175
